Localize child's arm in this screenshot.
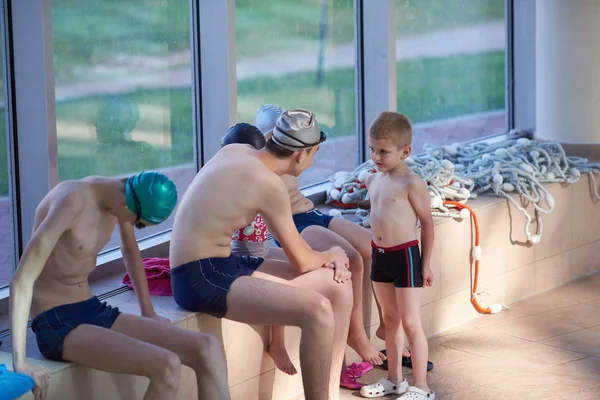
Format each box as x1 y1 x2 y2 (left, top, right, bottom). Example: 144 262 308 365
118 221 168 322
408 176 435 286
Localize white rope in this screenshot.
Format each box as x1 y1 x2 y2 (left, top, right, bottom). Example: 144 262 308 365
326 130 600 244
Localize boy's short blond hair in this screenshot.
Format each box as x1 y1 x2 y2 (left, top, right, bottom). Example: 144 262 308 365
368 111 412 147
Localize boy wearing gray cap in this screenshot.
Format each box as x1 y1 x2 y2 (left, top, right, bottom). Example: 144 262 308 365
170 108 353 400
255 104 389 370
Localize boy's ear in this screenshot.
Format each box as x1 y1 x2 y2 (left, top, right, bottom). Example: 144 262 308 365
402 145 412 158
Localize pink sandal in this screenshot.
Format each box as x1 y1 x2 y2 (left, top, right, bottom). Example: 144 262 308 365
340 362 374 390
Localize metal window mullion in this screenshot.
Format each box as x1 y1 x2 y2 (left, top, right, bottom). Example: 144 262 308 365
359 0 396 162
197 0 237 165
190 0 202 171
511 0 536 131
7 0 58 251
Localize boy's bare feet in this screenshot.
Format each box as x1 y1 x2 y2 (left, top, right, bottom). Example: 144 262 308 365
376 325 412 358
267 342 298 375
347 333 386 365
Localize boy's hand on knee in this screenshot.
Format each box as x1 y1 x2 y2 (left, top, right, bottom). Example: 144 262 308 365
327 246 349 268
423 266 434 287
330 259 351 283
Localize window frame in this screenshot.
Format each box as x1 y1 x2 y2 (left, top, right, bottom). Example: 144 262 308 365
0 0 529 300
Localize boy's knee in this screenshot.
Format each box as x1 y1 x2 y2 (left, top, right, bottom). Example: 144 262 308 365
305 295 335 330
152 351 181 389
359 246 371 262
193 333 223 361
347 248 364 273
402 319 423 338
331 277 353 309
382 311 400 328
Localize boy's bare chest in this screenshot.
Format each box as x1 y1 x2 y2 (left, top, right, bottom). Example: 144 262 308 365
370 179 409 208
61 209 117 258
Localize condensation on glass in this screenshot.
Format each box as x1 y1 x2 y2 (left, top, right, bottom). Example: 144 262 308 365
51 0 195 250
394 0 507 153
235 0 358 188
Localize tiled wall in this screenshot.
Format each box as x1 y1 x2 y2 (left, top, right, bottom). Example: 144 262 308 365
16 176 600 400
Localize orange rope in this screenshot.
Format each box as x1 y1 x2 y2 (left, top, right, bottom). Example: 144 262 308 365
442 201 491 314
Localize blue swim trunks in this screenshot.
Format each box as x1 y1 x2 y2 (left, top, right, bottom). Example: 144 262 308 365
274 208 334 247
171 254 264 318
31 296 121 362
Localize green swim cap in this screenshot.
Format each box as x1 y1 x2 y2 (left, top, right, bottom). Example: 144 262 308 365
125 172 178 225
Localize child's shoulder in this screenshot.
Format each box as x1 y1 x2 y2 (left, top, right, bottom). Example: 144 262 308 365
365 171 380 187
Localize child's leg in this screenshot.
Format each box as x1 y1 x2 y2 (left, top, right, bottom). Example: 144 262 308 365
268 325 297 375
372 281 386 340
396 288 430 392
302 225 385 365
372 282 404 384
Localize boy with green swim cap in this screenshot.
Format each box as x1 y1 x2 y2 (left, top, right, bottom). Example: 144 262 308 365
10 171 230 400
125 171 178 228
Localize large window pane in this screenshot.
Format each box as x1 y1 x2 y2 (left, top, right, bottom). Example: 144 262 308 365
395 0 506 153
51 0 195 251
235 0 357 188
0 32 15 288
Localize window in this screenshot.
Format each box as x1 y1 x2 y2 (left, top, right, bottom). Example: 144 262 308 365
395 0 506 153
0 33 14 288
235 0 358 188
51 0 195 250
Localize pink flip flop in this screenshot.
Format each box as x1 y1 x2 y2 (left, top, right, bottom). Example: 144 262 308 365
347 362 373 378
340 369 363 390
340 362 374 390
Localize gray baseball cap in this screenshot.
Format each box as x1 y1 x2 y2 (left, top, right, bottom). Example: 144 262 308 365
254 104 284 135
271 109 327 151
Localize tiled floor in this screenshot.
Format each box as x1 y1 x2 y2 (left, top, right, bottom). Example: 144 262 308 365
1 272 600 399
334 272 600 400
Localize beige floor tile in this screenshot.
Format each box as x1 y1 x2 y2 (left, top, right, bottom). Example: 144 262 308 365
470 308 531 329
540 328 600 356
230 370 275 400
223 320 273 387
484 341 586 370
543 278 600 304
430 327 529 356
571 241 600 280
438 218 473 297
491 314 582 341
486 370 592 400
427 343 475 367
571 176 600 248
544 356 600 384
505 196 537 271
535 251 573 293
533 183 573 262
431 356 533 386
420 288 480 337
509 289 579 316
538 304 600 329
549 384 600 400
505 262 536 303
475 203 509 282
583 297 600 309
103 290 137 307
437 385 514 400
423 371 480 397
